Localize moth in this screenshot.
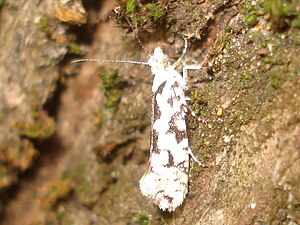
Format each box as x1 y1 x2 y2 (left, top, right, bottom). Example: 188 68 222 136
139 41 203 212
72 39 202 212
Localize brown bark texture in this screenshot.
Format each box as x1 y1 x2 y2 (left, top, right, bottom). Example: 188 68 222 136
0 0 299 224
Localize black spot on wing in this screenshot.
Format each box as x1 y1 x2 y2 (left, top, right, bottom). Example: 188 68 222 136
165 196 174 204
167 95 181 107
156 81 166 94
152 81 166 122
177 160 189 174
164 150 174 168
153 96 161 122
167 81 183 107
168 110 188 144
167 96 174 107
151 129 160 154
171 81 179 89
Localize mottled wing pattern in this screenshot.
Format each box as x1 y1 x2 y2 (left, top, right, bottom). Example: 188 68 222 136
139 72 191 212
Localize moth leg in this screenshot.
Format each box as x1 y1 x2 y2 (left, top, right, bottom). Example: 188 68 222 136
173 38 188 68
184 103 198 117
187 147 205 167
182 65 202 82
182 64 203 121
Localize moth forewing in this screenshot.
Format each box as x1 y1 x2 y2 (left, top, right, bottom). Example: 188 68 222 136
139 45 202 212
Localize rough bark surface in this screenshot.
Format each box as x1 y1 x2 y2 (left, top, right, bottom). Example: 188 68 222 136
0 0 299 224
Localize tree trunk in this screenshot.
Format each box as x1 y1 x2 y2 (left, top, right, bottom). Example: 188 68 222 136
0 0 299 224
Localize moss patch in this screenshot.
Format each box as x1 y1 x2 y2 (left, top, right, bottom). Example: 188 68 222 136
98 69 128 108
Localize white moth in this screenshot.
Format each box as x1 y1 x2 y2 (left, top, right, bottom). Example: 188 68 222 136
72 39 202 212
139 41 203 212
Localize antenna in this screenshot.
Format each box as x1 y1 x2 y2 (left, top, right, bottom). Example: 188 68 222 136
124 16 152 58
71 58 149 65
71 13 153 65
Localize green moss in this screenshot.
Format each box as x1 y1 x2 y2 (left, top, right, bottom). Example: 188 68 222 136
37 15 52 36
22 123 54 139
14 109 56 139
0 0 4 8
68 42 82 55
190 90 202 116
291 15 300 28
241 1 259 27
238 72 255 89
269 71 283 88
105 89 123 108
116 0 168 32
72 159 95 200
264 0 284 18
264 0 286 29
224 25 232 32
191 89 202 102
264 0 300 30
98 69 128 108
222 35 231 52
136 15 144 24
61 171 72 180
245 13 258 26
126 0 135 14
189 90 210 118
40 180 72 208
133 211 150 225
260 39 268 48
225 43 231 51
77 159 89 181
145 3 167 22
263 56 272 63
239 72 253 81
98 70 118 91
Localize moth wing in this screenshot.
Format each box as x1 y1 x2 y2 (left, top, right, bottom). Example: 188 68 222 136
140 77 191 212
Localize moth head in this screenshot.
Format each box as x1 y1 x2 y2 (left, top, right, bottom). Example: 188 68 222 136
148 47 169 69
